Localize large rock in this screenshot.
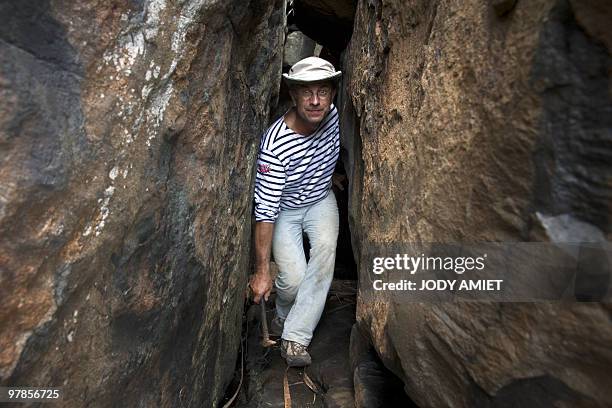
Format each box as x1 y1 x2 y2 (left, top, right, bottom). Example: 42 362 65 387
283 31 316 67
340 0 612 406
0 0 285 406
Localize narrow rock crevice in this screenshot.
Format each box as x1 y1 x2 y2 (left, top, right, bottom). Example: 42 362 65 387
1 0 611 407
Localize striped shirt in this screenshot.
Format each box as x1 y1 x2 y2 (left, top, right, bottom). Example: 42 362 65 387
254 104 340 222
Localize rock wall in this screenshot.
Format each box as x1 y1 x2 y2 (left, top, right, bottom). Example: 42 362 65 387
0 0 285 406
341 0 612 406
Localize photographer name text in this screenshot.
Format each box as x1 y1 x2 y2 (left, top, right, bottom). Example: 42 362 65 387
372 279 503 291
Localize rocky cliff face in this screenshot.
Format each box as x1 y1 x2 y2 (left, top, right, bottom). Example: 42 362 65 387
341 0 612 406
0 0 284 406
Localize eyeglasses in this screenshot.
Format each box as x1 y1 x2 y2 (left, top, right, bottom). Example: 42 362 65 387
296 88 332 101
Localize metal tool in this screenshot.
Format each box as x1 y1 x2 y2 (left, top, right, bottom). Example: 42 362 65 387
260 300 277 347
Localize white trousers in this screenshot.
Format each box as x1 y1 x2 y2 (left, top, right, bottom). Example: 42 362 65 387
272 192 339 346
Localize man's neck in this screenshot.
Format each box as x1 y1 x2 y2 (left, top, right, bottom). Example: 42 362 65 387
284 108 318 136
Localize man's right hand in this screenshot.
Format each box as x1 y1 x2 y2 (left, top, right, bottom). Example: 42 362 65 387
250 266 273 304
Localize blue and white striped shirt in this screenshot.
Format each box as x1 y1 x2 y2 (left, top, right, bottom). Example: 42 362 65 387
254 105 340 222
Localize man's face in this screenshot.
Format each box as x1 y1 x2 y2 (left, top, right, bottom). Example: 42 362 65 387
291 82 336 127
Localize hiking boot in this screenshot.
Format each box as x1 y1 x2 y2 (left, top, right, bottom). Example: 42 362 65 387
270 315 285 337
281 339 312 367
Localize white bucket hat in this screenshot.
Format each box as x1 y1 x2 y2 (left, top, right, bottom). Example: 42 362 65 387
282 56 342 85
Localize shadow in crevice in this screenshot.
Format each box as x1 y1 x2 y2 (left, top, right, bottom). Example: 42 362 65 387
350 325 419 407
530 0 612 233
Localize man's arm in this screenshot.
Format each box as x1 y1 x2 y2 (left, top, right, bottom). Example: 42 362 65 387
250 221 274 303
252 146 286 303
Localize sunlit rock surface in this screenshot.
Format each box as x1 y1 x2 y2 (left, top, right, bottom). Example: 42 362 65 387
340 0 612 406
0 0 284 405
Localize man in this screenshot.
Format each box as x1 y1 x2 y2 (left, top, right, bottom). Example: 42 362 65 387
250 57 341 367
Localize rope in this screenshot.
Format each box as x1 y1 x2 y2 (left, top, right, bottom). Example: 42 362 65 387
220 334 245 408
